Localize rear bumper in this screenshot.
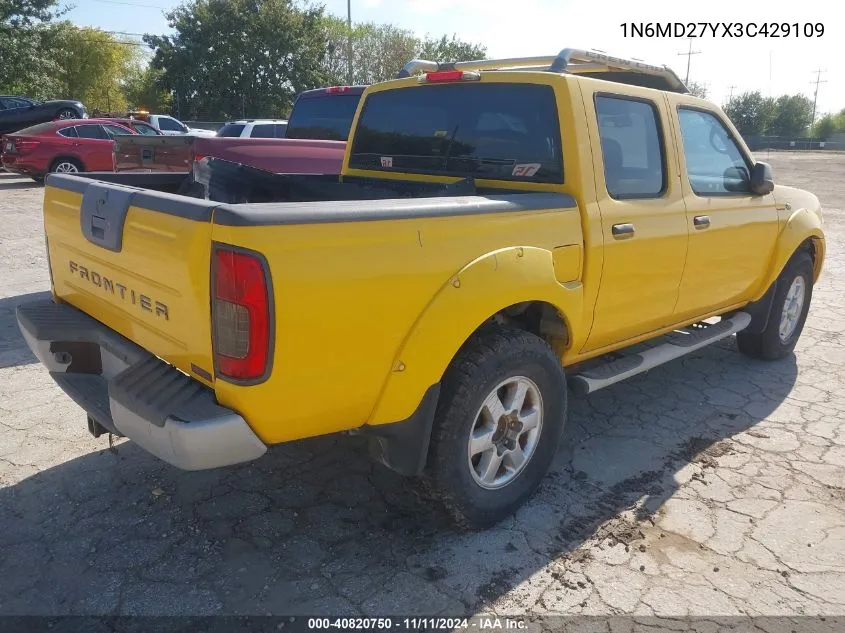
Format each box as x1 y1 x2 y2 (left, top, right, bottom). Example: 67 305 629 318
16 298 267 470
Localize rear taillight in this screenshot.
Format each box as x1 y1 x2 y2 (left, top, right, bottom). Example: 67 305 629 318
212 246 272 382
325 86 351 94
16 140 40 154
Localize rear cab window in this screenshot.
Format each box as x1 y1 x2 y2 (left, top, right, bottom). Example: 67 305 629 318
347 83 563 184
286 94 362 140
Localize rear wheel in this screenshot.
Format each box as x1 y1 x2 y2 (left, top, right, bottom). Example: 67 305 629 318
56 108 78 120
49 157 82 174
737 251 814 360
424 325 567 527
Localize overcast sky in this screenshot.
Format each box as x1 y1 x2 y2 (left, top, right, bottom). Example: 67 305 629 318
66 0 843 116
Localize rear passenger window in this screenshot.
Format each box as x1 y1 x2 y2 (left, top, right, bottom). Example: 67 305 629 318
75 124 109 140
57 127 78 138
595 96 665 199
251 124 276 138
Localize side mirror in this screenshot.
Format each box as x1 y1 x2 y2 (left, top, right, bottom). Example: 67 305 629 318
749 162 774 195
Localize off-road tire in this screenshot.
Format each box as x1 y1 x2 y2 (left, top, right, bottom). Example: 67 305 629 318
737 251 814 360
424 324 567 528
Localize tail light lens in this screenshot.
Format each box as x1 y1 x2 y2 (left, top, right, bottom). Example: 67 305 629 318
15 140 40 154
325 86 351 94
212 246 272 382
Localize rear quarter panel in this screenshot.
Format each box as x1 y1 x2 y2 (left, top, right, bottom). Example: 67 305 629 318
211 199 583 444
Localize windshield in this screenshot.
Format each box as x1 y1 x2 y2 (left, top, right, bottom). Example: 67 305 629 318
348 83 563 184
286 94 361 140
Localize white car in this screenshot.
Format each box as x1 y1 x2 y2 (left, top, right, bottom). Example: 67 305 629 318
216 119 288 138
140 114 216 137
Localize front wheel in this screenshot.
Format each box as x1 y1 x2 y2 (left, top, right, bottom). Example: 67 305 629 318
424 325 567 527
56 108 79 120
737 251 814 360
49 158 82 174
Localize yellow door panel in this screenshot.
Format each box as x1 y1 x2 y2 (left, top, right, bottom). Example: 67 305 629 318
667 99 779 319
580 82 689 352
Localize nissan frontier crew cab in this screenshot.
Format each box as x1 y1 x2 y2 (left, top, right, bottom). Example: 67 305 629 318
18 49 826 527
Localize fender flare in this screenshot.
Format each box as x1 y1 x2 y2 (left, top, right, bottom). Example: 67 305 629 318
756 208 824 298
745 208 824 333
367 246 582 426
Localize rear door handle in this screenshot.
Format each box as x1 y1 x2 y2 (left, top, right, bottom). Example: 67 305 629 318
611 223 635 238
693 215 711 229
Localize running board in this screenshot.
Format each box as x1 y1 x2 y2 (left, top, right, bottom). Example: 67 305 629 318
570 312 751 395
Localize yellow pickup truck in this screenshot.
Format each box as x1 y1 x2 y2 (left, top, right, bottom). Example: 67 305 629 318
18 49 825 526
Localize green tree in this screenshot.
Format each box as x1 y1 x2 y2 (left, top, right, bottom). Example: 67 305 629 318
0 0 64 97
812 114 837 139
48 24 140 112
321 18 486 86
769 94 813 137
146 0 329 120
417 33 486 63
123 65 172 112
723 91 776 136
686 81 707 99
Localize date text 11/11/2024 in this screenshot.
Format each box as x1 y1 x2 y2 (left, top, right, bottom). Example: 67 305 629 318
620 22 824 38
306 618 528 630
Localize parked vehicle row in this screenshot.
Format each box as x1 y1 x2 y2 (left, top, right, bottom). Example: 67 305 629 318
112 86 365 174
1 118 157 179
0 96 88 135
1 85 366 180
16 49 826 528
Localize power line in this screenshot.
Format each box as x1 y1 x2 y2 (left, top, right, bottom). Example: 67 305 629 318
677 38 701 85
810 68 827 124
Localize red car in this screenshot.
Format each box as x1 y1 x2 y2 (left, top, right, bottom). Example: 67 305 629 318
1 118 158 181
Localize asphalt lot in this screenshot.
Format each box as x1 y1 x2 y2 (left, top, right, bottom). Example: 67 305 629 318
1 152 844 618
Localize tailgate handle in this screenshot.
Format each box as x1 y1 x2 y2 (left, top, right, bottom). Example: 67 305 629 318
80 184 137 252
91 214 107 239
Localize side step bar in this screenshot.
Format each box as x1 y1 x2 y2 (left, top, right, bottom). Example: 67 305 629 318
570 312 751 395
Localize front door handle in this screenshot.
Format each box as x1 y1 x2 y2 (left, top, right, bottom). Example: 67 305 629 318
611 223 635 238
693 215 711 229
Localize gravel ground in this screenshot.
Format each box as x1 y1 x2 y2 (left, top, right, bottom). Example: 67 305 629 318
0 153 843 618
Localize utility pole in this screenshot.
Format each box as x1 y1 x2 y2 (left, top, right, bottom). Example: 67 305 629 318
810 68 827 124
727 84 737 101
677 38 701 85
346 0 353 85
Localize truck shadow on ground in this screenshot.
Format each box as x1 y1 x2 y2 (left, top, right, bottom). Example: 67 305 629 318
0 333 798 616
0 292 51 369
0 173 40 190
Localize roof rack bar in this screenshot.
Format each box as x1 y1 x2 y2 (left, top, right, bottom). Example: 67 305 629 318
397 48 688 93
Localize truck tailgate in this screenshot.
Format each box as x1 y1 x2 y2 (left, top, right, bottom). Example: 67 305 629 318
44 173 217 384
113 135 194 172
